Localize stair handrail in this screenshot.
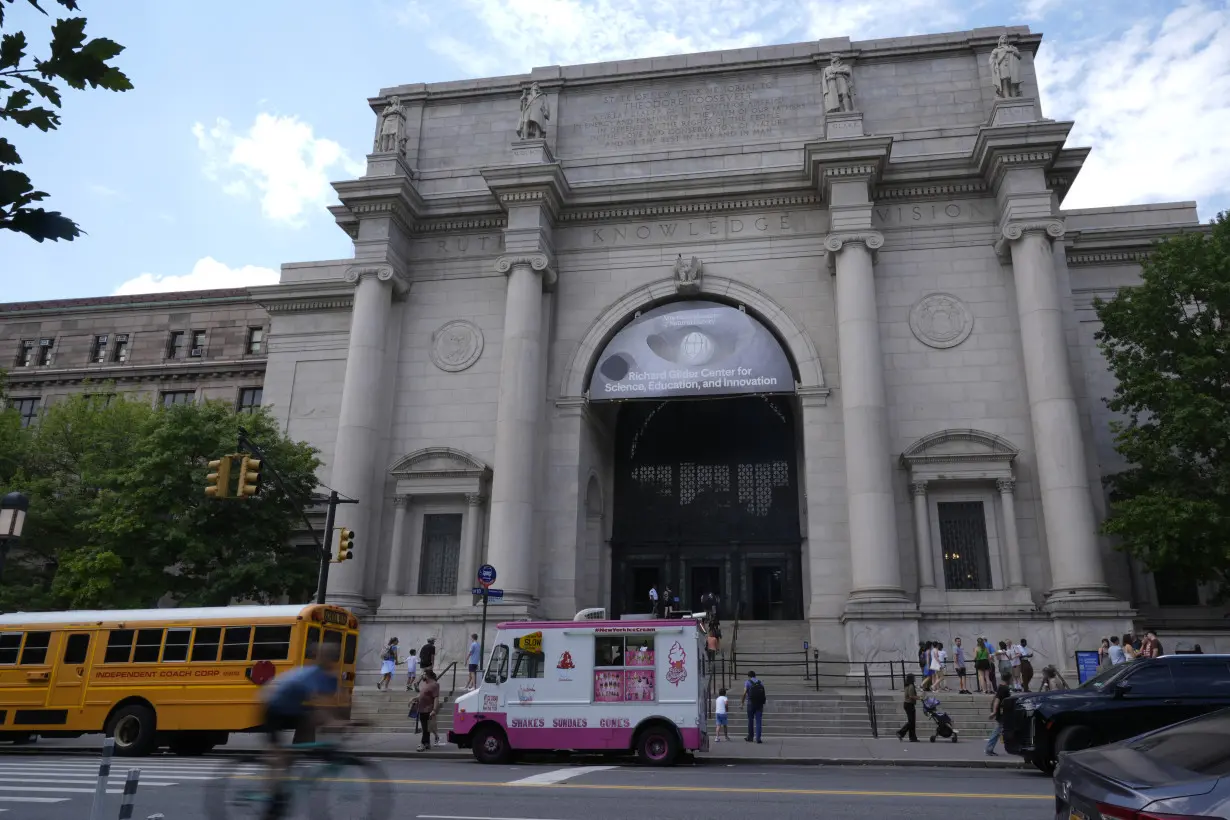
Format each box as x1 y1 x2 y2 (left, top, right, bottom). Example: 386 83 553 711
436 660 459 699
862 662 879 738
729 600 742 678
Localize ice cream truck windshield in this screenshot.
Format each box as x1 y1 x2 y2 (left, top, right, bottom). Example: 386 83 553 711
449 616 708 766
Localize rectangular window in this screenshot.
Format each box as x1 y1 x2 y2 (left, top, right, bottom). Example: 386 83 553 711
89 335 109 363
104 629 136 664
1154 570 1201 607
0 633 21 665
15 340 34 367
8 397 40 429
132 629 164 663
251 626 292 661
190 330 206 357
160 390 195 408
593 635 656 702
343 633 356 665
167 331 185 359
247 327 264 355
417 513 462 595
485 644 509 684
937 501 993 591
303 626 321 661
322 629 343 662
111 334 130 363
19 632 51 665
1173 661 1230 696
190 627 221 662
237 387 262 414
162 629 191 662
63 634 91 665
37 338 53 366
85 393 115 408
220 627 252 661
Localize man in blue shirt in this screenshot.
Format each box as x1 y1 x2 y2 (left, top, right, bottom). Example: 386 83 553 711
740 670 766 743
466 633 482 689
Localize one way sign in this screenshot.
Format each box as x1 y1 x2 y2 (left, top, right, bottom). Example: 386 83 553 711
472 587 504 599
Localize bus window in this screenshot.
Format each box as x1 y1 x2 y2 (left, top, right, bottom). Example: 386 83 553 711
191 627 221 662
221 627 253 662
19 632 51 665
104 630 136 664
162 629 191 663
0 632 22 665
322 628 343 660
304 626 321 660
251 626 292 661
485 645 509 684
132 629 164 663
63 634 91 665
343 633 356 665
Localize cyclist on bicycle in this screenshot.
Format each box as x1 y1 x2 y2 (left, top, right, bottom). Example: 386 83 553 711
260 643 342 819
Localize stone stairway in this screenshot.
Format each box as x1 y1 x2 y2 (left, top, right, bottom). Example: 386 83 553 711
350 685 459 735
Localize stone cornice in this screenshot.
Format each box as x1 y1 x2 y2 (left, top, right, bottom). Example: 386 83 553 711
0 289 258 319
331 174 425 239
971 120 1072 193
874 181 988 201
1066 250 1150 267
559 193 820 223
803 136 893 201
250 280 359 315
411 216 507 234
480 161 572 221
4 357 266 389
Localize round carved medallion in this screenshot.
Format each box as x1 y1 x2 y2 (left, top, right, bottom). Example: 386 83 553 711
909 293 973 349
431 320 484 372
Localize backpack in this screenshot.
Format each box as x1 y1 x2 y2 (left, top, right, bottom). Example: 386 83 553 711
382 645 395 662
748 679 766 707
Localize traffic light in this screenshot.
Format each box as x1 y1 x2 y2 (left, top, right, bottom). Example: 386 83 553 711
205 456 232 498
237 456 262 498
336 528 355 562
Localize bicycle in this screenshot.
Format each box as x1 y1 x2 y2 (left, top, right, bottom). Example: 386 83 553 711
207 722 390 820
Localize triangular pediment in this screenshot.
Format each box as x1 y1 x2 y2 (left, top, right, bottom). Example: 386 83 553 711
901 429 1018 467
389 447 489 478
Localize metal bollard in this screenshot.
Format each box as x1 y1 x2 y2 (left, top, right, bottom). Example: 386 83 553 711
88 736 115 820
117 769 140 820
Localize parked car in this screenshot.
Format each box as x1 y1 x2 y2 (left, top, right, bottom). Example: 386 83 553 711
1002 654 1230 774
1054 707 1230 820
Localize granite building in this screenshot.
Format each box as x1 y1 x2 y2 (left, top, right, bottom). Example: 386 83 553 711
257 25 1221 672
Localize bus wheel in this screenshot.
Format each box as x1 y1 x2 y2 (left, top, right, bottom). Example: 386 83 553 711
636 725 679 766
107 704 157 757
471 725 511 765
168 733 215 756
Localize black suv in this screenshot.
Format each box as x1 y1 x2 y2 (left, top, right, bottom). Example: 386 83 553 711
1002 654 1230 774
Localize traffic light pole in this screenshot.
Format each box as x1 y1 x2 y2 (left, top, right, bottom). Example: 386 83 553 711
315 491 339 605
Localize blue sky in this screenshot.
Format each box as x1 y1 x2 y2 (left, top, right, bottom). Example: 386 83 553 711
2 0 1227 302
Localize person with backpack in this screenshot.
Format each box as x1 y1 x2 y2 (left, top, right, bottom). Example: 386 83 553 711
377 637 399 691
741 670 766 743
419 637 437 677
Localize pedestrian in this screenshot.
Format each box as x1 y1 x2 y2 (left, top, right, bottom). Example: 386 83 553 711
986 683 1010 756
985 637 999 690
996 641 1014 691
1017 638 1034 691
1039 665 1068 691
415 670 440 751
896 673 919 742
920 641 935 690
974 638 992 694
706 628 719 674
1097 637 1111 670
935 642 948 691
1008 638 1023 691
1122 633 1139 661
377 637 399 691
953 637 970 694
419 636 437 678
466 633 481 689
663 585 674 617
404 648 419 692
918 641 928 674
741 670 765 743
714 687 730 742
1108 635 1126 665
1193 644 1204 655
649 585 659 617
1141 631 1164 658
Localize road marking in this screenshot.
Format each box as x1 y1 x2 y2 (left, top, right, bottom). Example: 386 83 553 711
419 816 568 820
506 766 616 786
0 777 178 787
0 797 72 803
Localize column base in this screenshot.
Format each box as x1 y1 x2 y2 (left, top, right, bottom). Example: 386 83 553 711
842 611 920 666
919 584 1036 614
325 591 373 617
1043 586 1135 615
843 587 915 613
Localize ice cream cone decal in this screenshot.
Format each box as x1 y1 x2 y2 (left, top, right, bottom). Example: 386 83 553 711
666 641 687 685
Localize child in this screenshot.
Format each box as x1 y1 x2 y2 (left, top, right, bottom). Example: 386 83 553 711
404 648 419 692
714 688 729 742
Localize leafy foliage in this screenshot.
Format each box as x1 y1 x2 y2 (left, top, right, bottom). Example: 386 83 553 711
1095 212 1230 594
1 0 131 241
0 393 322 611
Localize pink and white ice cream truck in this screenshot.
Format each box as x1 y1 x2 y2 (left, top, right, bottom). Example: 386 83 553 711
449 612 708 765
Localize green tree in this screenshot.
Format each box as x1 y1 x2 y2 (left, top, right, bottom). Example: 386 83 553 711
1 0 131 241
0 393 322 610
1095 212 1230 593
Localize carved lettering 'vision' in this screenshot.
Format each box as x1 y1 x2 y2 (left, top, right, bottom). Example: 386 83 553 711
871 200 995 227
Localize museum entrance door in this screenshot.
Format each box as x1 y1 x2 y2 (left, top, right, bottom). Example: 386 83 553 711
610 395 803 620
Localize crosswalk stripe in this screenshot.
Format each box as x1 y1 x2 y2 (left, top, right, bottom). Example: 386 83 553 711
0 797 73 803
0 777 179 787
0 766 218 777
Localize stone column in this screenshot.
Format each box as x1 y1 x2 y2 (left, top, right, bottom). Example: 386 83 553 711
996 479 1025 588
910 481 936 590
457 494 485 595
327 265 397 611
487 254 553 602
383 495 411 596
1001 221 1108 596
825 231 907 602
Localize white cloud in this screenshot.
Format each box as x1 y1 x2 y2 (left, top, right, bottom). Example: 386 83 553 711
1017 0 1064 21
192 114 364 227
1038 2 1230 215
113 257 279 296
88 183 122 199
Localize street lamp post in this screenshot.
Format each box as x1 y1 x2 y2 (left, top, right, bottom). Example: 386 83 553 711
0 491 30 582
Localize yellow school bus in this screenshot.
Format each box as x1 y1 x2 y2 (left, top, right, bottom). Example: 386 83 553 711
0 603 359 756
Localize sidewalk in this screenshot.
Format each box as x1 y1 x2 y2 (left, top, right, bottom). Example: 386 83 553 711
15 733 1026 769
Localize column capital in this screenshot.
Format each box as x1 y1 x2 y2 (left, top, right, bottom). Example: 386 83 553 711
825 231 884 253
465 493 485 506
995 477 1016 494
995 219 1065 261
495 253 558 289
344 263 409 297
910 480 928 497
394 494 413 509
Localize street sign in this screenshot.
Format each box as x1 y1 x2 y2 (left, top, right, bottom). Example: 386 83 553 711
477 564 497 588
471 587 504 599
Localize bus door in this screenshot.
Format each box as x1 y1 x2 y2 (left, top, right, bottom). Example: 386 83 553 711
322 628 347 704
48 633 92 710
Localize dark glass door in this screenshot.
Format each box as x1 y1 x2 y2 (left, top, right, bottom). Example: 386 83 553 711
630 565 662 615
689 564 722 615
750 565 785 620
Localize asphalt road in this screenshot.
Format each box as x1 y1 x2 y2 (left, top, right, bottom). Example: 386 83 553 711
0 753 1054 820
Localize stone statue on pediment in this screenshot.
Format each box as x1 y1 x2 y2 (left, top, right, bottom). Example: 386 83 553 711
989 35 1022 98
517 82 550 140
673 254 703 294
376 95 406 153
822 54 855 113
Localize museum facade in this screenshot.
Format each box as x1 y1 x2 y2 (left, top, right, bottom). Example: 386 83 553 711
252 25 1225 674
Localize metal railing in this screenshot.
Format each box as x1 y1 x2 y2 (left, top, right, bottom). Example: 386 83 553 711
862 663 879 738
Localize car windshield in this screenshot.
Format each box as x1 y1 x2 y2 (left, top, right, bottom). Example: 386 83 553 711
1126 708 1230 778
1080 663 1133 690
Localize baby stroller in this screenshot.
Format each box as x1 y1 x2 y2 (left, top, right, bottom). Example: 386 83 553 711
922 696 958 743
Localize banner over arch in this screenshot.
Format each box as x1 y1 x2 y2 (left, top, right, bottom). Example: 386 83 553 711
588 300 795 401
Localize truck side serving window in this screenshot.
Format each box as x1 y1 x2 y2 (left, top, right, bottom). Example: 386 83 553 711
486 645 509 684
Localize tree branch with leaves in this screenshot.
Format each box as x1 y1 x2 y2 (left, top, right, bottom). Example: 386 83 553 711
1 0 131 241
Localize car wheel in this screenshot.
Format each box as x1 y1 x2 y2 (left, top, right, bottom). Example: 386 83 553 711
636 725 679 766
471 725 511 765
106 704 157 757
1055 724 1096 755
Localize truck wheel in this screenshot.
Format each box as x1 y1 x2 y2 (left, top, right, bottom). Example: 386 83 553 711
106 704 157 757
1032 753 1056 775
472 725 511 765
1055 725 1096 756
636 725 679 766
